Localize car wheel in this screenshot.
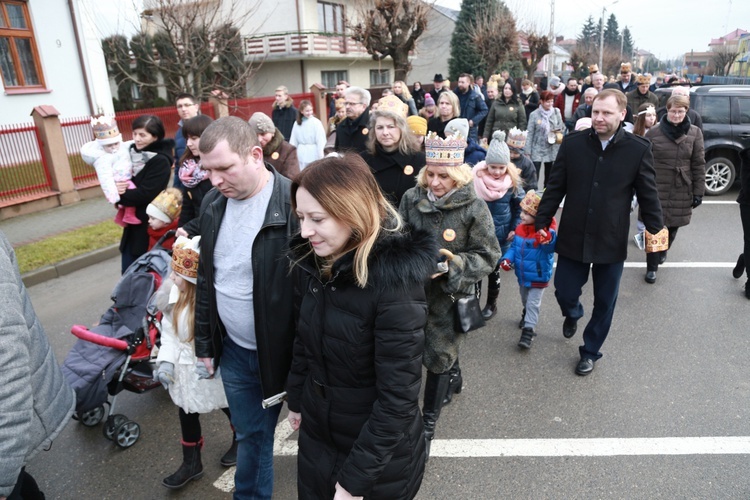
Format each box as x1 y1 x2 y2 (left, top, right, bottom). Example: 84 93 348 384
704 156 735 196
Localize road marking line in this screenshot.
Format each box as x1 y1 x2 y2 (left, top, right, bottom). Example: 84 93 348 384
430 437 750 457
623 262 736 268
702 200 737 204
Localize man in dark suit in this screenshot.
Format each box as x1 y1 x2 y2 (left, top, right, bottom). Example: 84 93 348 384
535 89 663 376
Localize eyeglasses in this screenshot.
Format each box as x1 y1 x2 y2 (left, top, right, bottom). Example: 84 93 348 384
344 101 363 107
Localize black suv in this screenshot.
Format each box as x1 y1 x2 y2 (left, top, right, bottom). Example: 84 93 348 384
655 85 750 195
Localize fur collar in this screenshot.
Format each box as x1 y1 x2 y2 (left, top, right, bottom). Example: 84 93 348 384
273 96 295 110
414 182 478 213
291 224 437 291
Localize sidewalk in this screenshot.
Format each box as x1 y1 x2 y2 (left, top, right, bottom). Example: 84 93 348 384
0 197 120 286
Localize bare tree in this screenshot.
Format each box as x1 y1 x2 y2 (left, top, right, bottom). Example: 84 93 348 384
468 1 518 76
712 44 739 76
519 31 550 79
103 0 260 101
348 0 430 82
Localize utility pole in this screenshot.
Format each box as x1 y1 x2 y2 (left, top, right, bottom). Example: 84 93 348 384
598 6 605 71
548 0 556 76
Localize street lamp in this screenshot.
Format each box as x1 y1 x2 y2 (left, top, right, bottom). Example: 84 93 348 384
598 0 619 71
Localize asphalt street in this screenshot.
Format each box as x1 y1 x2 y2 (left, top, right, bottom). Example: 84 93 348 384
24 186 750 499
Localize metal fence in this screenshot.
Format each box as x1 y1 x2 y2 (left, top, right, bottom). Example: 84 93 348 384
0 122 52 203
114 102 217 141
60 116 98 187
227 93 315 121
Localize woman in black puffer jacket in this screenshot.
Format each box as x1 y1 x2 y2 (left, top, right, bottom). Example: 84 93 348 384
286 155 435 500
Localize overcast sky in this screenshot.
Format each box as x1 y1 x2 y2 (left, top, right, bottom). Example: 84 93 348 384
83 0 747 60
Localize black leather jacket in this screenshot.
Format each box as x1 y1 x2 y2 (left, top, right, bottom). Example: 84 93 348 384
190 165 299 400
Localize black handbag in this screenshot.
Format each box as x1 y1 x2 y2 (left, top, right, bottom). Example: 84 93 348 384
452 294 486 333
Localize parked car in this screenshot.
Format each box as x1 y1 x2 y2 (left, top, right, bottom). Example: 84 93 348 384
655 85 750 195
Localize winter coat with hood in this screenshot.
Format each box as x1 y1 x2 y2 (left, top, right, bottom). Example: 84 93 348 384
119 138 174 258
188 164 299 401
263 129 300 180
645 116 706 227
0 231 75 498
484 96 527 141
286 225 434 500
361 145 424 207
272 96 298 141
399 182 501 374
503 218 558 288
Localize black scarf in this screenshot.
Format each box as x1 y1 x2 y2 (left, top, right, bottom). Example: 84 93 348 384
659 114 691 142
564 86 578 96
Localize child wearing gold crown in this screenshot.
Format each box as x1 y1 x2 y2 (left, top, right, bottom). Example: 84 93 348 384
146 188 182 251
499 190 557 349
153 235 236 489
80 116 139 227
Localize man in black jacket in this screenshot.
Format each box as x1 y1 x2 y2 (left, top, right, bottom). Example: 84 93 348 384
272 85 297 141
335 86 371 154
535 89 663 376
186 116 298 498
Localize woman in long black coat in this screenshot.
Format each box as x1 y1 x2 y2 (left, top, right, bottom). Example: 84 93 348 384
286 155 434 499
175 115 214 227
117 114 173 273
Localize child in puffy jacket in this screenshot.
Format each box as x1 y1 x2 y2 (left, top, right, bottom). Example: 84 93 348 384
500 190 557 349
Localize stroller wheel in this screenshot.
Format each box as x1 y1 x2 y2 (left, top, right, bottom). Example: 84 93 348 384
114 420 140 449
78 406 106 427
103 414 128 441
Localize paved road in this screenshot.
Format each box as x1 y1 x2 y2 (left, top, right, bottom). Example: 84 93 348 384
25 187 750 499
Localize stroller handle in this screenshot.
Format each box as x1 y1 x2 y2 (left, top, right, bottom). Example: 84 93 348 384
153 229 177 250
71 325 129 351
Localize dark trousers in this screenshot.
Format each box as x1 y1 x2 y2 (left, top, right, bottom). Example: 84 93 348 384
178 407 232 443
646 226 679 272
533 161 553 188
741 204 750 280
8 468 44 500
554 255 624 360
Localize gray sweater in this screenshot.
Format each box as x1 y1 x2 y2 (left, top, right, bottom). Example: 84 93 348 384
0 231 75 496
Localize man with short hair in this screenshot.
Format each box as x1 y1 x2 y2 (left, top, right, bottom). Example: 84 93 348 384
328 80 350 118
572 87 598 123
534 89 663 376
618 62 637 93
189 116 298 499
649 76 664 93
174 93 200 188
272 85 297 141
626 74 659 112
591 73 605 92
554 77 581 131
335 86 371 154
455 73 488 142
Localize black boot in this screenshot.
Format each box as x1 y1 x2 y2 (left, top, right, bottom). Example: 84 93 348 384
745 280 750 300
162 438 204 489
518 327 536 349
482 287 500 320
518 307 526 329
423 371 451 461
733 254 745 279
442 358 463 405
220 432 238 467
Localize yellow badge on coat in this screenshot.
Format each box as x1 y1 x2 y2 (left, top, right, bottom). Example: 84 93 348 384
403 165 414 175
271 152 280 160
509 107 514 111
362 128 369 135
443 229 456 242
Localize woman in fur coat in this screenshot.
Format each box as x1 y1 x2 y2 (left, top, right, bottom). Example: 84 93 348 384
399 135 501 458
287 155 432 499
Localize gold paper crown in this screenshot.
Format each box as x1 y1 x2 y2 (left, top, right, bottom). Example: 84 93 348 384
90 115 121 142
520 189 542 216
172 235 201 283
425 132 466 167
378 95 408 118
636 74 650 85
506 127 528 149
147 188 183 223
588 64 599 73
620 62 632 72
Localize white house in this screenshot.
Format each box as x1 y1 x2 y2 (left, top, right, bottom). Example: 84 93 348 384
0 0 113 125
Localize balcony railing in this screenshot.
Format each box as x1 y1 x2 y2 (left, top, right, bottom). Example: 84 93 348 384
244 31 369 59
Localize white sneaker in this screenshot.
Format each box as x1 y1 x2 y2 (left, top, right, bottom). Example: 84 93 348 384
633 232 645 251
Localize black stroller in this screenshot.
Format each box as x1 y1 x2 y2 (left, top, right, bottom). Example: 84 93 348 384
62 233 173 448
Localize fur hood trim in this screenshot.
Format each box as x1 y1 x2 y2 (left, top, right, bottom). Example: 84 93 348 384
263 129 285 156
291 224 438 291
273 96 295 110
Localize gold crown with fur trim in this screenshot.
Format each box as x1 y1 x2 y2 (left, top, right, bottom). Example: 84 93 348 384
171 235 200 283
425 132 466 167
91 115 122 144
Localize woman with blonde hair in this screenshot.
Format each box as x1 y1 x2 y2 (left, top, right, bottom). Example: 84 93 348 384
362 109 425 206
427 90 460 139
393 80 418 116
399 134 501 458
287 154 433 499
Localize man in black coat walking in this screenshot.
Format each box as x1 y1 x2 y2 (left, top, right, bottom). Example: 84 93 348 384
535 89 663 376
335 86 371 155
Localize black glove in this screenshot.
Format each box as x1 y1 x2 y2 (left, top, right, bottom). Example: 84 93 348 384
691 195 702 208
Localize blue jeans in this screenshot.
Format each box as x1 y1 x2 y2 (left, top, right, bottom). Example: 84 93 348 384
221 337 281 499
553 255 624 361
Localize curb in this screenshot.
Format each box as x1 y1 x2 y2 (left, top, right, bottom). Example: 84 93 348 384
22 244 120 288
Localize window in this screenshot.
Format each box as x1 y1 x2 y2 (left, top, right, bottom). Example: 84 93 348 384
737 97 750 125
695 96 730 125
321 70 347 89
0 1 45 90
317 2 344 34
370 69 389 87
